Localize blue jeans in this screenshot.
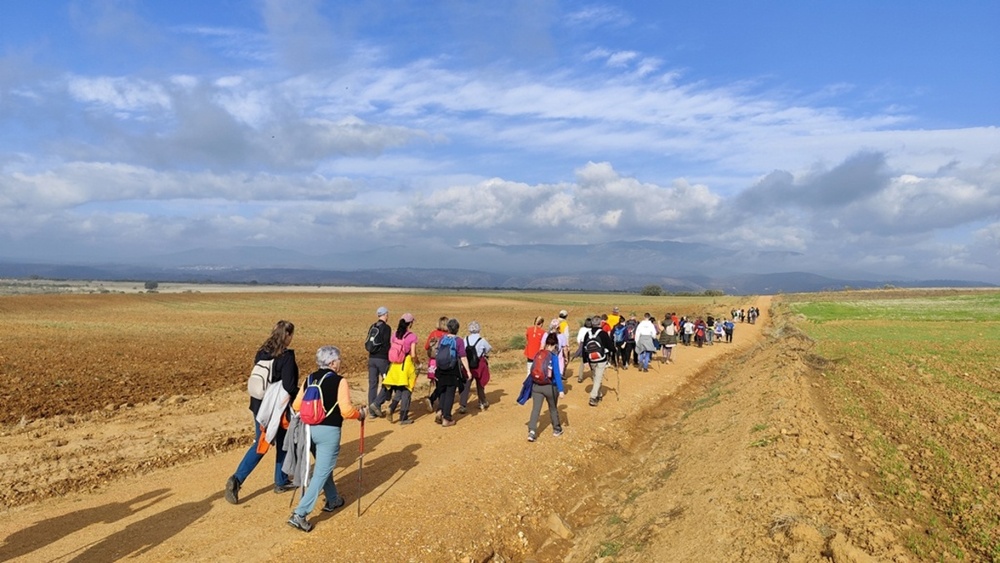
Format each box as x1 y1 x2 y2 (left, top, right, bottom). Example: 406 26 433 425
639 351 652 370
293 425 343 517
234 414 288 486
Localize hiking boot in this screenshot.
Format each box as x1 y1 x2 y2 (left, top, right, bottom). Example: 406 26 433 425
274 483 296 494
553 428 563 437
367 403 383 418
224 475 240 505
457 406 467 415
527 431 536 442
588 398 598 407
322 496 346 512
287 513 313 532
441 418 456 427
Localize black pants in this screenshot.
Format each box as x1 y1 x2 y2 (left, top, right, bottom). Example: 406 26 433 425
438 384 459 421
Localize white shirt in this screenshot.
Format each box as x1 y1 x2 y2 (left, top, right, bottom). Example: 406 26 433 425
635 319 657 339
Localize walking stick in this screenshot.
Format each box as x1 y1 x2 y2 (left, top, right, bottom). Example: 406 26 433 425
357 417 365 517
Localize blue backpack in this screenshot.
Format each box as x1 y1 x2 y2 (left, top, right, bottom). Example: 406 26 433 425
613 324 626 344
435 335 458 371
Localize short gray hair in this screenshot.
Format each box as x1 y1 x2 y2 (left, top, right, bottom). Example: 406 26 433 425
315 345 341 368
467 320 481 334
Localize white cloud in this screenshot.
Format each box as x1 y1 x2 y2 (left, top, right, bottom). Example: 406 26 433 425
66 75 171 114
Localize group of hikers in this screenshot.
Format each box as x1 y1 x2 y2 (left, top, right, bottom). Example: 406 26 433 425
223 304 750 532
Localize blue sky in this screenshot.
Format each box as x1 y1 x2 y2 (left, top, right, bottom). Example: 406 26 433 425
1 0 998 282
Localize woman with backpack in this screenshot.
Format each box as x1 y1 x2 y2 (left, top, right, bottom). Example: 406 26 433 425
369 313 419 424
523 316 546 376
433 318 472 427
658 317 678 364
225 320 299 505
459 320 493 412
526 333 565 442
287 345 367 532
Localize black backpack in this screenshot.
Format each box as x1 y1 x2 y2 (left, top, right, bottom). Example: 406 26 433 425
583 329 606 363
364 321 388 355
465 336 482 369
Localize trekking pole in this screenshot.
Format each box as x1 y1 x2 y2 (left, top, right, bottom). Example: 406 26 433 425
357 417 365 517
615 362 621 401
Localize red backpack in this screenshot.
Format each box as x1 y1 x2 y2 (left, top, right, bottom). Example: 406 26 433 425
530 350 554 384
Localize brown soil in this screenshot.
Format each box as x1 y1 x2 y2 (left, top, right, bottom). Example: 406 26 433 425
0 296 917 561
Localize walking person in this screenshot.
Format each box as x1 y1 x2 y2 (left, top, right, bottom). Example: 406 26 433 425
460 321 493 411
434 318 472 427
611 317 627 369
622 314 638 369
423 316 449 412
286 346 367 532
634 313 658 372
574 316 593 383
658 318 677 364
370 313 420 424
225 320 299 505
523 316 546 376
582 316 615 407
724 318 735 343
526 333 565 442
365 306 392 407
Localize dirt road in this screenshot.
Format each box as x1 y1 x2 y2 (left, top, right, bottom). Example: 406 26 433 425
0 296 911 561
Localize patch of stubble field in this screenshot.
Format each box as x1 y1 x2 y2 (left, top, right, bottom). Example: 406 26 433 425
782 290 1000 561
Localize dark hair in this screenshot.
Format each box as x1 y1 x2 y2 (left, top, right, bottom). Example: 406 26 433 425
260 320 294 357
583 317 593 329
396 318 411 339
447 318 460 335
545 333 559 347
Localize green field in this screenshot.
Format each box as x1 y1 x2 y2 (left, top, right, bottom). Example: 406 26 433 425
782 290 1000 561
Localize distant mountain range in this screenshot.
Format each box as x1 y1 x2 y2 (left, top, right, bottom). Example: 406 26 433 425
1 240 993 294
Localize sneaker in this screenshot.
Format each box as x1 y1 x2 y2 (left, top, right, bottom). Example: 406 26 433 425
527 431 536 442
322 496 346 512
274 483 296 494
434 411 443 424
368 403 383 418
424 398 434 412
553 428 563 437
441 418 456 427
588 398 598 407
287 513 313 532
224 475 240 505
577 376 583 383
479 401 489 411
399 418 414 425
457 406 467 415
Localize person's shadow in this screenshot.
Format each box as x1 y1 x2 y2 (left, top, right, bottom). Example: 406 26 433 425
64 491 224 562
319 442 421 520
0 489 170 561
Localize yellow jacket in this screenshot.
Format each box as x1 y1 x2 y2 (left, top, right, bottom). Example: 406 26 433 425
383 355 417 391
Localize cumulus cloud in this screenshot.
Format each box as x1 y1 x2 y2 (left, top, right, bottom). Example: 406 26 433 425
2 2 999 283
